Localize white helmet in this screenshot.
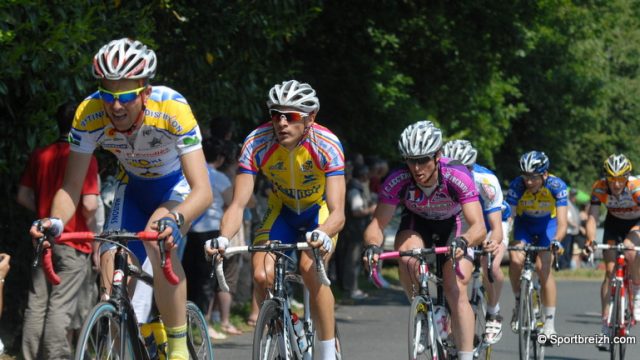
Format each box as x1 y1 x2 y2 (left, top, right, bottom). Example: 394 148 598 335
442 139 478 167
93 38 157 80
266 80 320 113
398 121 442 159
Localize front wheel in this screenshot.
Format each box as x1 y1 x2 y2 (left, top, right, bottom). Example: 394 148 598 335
186 301 214 359
518 282 533 360
253 299 292 360
75 301 134 360
610 284 624 360
408 296 441 360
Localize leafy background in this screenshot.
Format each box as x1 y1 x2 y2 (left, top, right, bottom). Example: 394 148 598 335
2 0 640 351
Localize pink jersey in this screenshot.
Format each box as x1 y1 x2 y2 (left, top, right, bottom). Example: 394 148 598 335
379 158 480 220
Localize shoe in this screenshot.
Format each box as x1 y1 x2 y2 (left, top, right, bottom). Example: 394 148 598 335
221 323 243 335
597 323 609 351
511 306 519 333
541 328 556 347
484 313 503 344
634 296 640 321
208 325 227 340
350 289 369 300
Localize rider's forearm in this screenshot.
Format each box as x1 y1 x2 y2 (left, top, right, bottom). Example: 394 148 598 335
315 210 345 238
219 203 245 239
50 187 80 224
173 182 213 225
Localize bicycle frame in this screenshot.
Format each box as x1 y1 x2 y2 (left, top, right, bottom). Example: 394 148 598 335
595 243 640 343
215 241 334 360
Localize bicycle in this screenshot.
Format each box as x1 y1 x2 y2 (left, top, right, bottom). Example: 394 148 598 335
469 248 495 359
37 229 214 359
593 242 640 360
507 243 559 360
212 239 342 360
369 243 463 360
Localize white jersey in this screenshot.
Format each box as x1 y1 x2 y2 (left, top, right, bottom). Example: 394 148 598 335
472 164 503 217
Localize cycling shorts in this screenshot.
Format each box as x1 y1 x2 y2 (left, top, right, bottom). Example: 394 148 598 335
101 170 190 263
397 210 474 262
513 217 557 246
254 200 337 248
602 213 640 245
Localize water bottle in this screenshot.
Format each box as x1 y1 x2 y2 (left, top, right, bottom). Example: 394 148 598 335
433 305 449 341
140 319 168 360
140 322 159 359
291 313 308 352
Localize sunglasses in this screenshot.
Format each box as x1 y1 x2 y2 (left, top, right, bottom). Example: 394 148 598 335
269 110 309 122
98 86 146 104
522 173 543 181
405 156 433 165
607 176 628 183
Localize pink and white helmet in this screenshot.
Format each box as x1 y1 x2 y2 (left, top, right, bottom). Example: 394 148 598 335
92 38 157 80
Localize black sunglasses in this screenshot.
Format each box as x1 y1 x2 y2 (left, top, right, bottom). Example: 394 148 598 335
405 156 433 165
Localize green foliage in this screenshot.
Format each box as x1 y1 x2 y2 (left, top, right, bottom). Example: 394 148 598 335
3 0 640 353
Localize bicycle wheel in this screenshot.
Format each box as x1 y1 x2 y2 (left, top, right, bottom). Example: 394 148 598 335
532 287 545 360
610 284 623 360
75 301 135 360
518 282 533 360
472 290 487 348
186 301 214 360
253 299 292 360
408 296 441 360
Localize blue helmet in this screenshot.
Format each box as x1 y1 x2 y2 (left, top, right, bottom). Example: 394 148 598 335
519 151 549 174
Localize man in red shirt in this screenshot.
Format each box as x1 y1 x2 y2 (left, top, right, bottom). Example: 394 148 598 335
17 101 100 360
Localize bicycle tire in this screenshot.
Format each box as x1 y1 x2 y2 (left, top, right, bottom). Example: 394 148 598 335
253 299 292 360
75 301 136 360
518 281 532 360
186 301 214 360
408 296 441 360
472 290 487 348
532 287 545 360
610 284 623 360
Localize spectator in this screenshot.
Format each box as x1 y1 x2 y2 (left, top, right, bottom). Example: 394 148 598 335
560 188 581 269
183 138 234 339
368 156 389 199
0 253 10 355
17 101 100 359
338 164 376 300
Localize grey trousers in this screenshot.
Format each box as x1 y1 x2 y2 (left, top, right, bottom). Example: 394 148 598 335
22 245 90 360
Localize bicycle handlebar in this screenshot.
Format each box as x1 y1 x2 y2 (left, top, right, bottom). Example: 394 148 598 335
594 243 640 252
370 246 463 288
51 231 180 285
507 244 561 271
212 241 330 293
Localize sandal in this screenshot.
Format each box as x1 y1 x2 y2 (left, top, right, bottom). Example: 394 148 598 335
208 326 227 340
221 323 243 335
246 318 257 327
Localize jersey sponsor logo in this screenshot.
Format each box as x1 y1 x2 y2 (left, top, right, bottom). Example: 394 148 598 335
145 109 179 126
148 137 162 147
181 136 200 146
384 172 412 193
134 148 171 157
126 158 164 169
69 131 82 146
302 174 316 185
102 143 129 150
481 183 497 201
448 175 469 193
269 161 285 171
274 182 321 199
79 111 105 128
557 189 568 198
301 160 314 172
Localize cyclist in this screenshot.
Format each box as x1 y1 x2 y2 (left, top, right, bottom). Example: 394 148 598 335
442 139 508 344
207 80 345 360
29 38 212 360
363 121 486 360
585 154 640 344
507 150 567 339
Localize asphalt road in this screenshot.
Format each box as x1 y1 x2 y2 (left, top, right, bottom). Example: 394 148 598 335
212 278 640 359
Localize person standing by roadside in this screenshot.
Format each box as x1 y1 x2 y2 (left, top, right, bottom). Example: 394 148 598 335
17 101 100 359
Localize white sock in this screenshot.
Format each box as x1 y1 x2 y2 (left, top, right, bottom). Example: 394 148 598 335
543 307 556 333
316 338 336 360
487 303 500 315
458 351 473 360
